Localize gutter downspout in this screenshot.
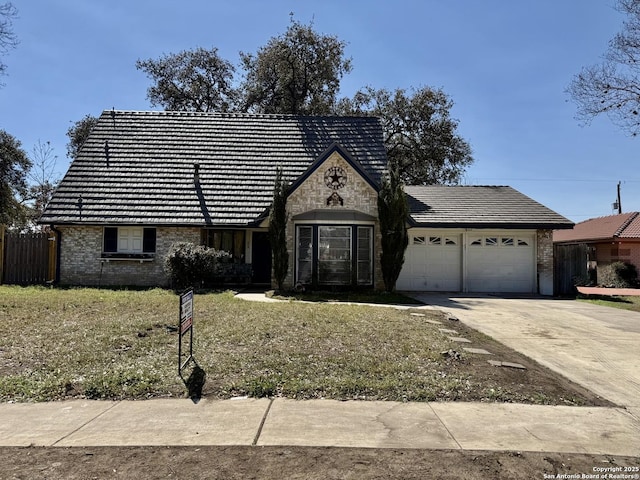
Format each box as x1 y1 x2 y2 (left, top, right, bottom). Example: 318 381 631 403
49 225 62 284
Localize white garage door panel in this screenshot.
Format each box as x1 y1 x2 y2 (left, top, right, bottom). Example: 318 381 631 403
466 236 534 293
397 232 461 292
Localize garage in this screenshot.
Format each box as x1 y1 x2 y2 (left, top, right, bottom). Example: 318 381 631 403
400 185 573 295
397 229 536 293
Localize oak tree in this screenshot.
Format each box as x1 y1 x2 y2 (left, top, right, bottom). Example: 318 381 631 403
136 47 237 112
66 114 98 159
0 130 31 227
240 19 352 114
337 86 473 185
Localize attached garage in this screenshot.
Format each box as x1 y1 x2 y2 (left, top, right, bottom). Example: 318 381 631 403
401 186 573 295
397 229 536 293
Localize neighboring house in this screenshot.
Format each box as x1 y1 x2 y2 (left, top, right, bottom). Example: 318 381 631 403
40 110 573 294
553 212 640 293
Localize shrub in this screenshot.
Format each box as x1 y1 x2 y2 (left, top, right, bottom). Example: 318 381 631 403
598 261 639 288
164 242 232 289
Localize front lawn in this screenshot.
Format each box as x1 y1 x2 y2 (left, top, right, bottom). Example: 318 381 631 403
577 294 640 312
0 286 608 405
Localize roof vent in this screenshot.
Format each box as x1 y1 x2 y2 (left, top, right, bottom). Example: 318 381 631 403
194 163 200 184
104 140 110 163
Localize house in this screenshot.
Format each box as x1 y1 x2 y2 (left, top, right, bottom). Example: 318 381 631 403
40 110 573 294
553 212 640 293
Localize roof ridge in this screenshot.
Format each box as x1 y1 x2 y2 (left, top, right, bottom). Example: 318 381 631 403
615 211 640 237
102 109 377 121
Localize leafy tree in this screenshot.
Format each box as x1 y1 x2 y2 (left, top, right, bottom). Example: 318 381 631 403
0 2 18 85
66 114 98 159
136 47 237 112
337 86 473 185
0 130 31 227
240 19 352 114
568 0 640 135
377 166 408 292
132 21 474 184
269 166 289 291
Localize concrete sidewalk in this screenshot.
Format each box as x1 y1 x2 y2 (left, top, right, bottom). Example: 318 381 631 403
1 398 639 456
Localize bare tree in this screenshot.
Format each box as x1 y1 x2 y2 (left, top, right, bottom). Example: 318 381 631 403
27 140 59 226
568 0 640 135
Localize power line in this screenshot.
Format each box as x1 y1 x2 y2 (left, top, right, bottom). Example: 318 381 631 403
464 178 640 183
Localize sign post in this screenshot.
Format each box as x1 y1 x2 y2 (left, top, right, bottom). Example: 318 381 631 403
178 288 194 375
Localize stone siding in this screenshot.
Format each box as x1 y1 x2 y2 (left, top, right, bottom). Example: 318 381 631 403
284 151 383 289
58 226 200 287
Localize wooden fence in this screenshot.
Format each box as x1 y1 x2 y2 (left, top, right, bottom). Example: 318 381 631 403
554 244 588 296
0 225 57 285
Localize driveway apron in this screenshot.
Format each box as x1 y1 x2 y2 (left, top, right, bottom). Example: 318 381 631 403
411 294 640 413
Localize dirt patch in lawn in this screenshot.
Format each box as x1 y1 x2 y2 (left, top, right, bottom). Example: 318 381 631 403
397 309 616 407
2 446 638 480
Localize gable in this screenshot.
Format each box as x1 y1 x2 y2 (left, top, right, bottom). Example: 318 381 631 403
286 147 380 221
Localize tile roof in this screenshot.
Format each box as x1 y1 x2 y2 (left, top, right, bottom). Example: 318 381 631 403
405 185 573 229
553 212 640 242
40 110 388 226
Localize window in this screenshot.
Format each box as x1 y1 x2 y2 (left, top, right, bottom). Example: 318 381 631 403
413 236 426 245
357 227 373 285
297 226 313 284
517 238 529 247
470 238 482 246
296 225 374 286
429 236 441 245
103 227 156 257
445 237 457 246
318 226 351 284
501 237 514 246
485 237 498 246
202 229 245 260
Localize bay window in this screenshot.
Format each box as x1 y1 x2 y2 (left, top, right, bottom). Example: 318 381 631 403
295 224 373 287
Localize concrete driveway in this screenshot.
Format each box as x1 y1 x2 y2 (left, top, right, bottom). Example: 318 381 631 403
411 294 640 415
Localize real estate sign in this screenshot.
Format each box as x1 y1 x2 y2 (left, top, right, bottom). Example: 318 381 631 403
178 289 194 374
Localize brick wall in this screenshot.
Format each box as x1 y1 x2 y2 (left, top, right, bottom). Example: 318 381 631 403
284 151 383 290
57 226 200 287
595 240 640 282
537 229 554 295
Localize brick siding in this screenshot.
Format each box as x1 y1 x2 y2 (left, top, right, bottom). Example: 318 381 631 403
537 229 554 295
57 226 200 287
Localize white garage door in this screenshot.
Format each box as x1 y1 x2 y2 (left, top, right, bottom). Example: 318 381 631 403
397 231 536 293
466 235 535 293
396 231 461 291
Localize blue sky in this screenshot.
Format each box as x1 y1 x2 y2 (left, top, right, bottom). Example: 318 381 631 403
2 0 639 222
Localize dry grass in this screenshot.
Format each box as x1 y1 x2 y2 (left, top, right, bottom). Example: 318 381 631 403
0 286 606 405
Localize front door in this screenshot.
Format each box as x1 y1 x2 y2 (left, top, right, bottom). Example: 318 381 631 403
251 232 271 284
